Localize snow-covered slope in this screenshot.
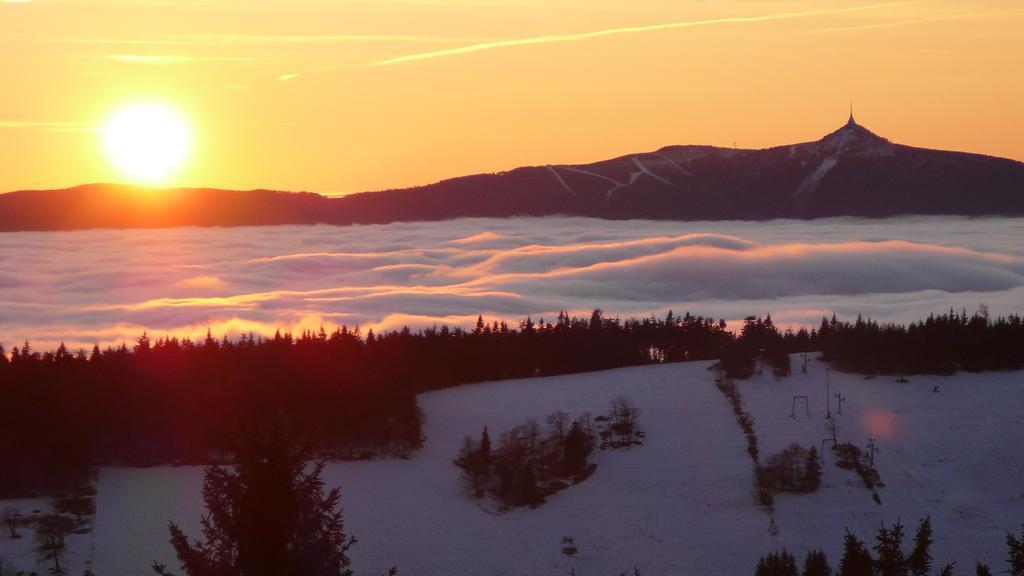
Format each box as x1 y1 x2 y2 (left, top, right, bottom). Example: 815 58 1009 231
2 358 1022 575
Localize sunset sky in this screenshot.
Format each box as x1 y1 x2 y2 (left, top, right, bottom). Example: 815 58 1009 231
2 0 1022 194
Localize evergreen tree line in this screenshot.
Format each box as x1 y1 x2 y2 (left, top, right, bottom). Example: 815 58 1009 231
2 305 1021 498
721 315 794 378
807 308 1024 375
0 310 730 498
756 517 1024 576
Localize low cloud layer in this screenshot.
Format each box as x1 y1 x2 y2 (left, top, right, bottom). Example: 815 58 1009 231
2 216 1023 352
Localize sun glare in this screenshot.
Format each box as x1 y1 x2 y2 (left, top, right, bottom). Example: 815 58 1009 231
102 103 193 184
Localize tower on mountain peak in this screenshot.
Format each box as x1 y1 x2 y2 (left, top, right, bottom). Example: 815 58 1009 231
846 100 857 127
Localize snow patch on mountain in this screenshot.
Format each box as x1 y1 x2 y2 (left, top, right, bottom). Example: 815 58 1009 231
547 165 575 196
794 157 838 199
631 156 675 187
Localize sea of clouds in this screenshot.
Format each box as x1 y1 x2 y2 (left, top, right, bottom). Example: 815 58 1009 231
2 216 1023 352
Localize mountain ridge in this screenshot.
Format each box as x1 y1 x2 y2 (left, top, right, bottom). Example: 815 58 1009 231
3 117 1023 231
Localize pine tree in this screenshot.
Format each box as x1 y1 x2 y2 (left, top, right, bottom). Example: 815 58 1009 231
975 563 992 576
805 447 822 491
839 530 875 576
908 517 933 576
563 421 590 475
875 519 908 576
1009 526 1024 576
780 551 799 576
756 551 799 576
153 425 356 576
802 549 832 576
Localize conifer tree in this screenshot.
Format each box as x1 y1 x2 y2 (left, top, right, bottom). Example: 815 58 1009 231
802 549 832 576
908 517 933 576
153 425 356 576
1009 526 1024 576
839 530 875 576
975 563 991 576
756 551 799 576
805 447 822 491
563 421 590 475
875 519 908 576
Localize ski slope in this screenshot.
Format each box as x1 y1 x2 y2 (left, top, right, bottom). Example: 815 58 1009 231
2 357 1022 575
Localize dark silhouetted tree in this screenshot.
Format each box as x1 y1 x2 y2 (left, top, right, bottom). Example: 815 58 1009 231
756 550 798 576
908 516 933 576
2 507 20 539
805 447 822 491
546 411 569 443
519 464 542 508
34 514 74 574
479 427 491 468
802 549 832 576
563 421 590 475
839 530 874 576
875 519 907 576
1009 526 1024 576
154 426 356 576
608 396 640 445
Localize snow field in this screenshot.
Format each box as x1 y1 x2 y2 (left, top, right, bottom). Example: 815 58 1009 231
2 357 1022 575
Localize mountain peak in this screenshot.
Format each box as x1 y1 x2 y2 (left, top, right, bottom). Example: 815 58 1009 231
817 112 888 154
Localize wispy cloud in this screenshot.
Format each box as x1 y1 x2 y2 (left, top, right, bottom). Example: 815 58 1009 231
368 1 918 67
275 1 918 81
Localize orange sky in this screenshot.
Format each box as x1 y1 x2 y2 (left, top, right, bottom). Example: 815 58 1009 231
2 0 1022 194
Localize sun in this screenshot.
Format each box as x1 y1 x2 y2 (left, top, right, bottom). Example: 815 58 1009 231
102 103 194 184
